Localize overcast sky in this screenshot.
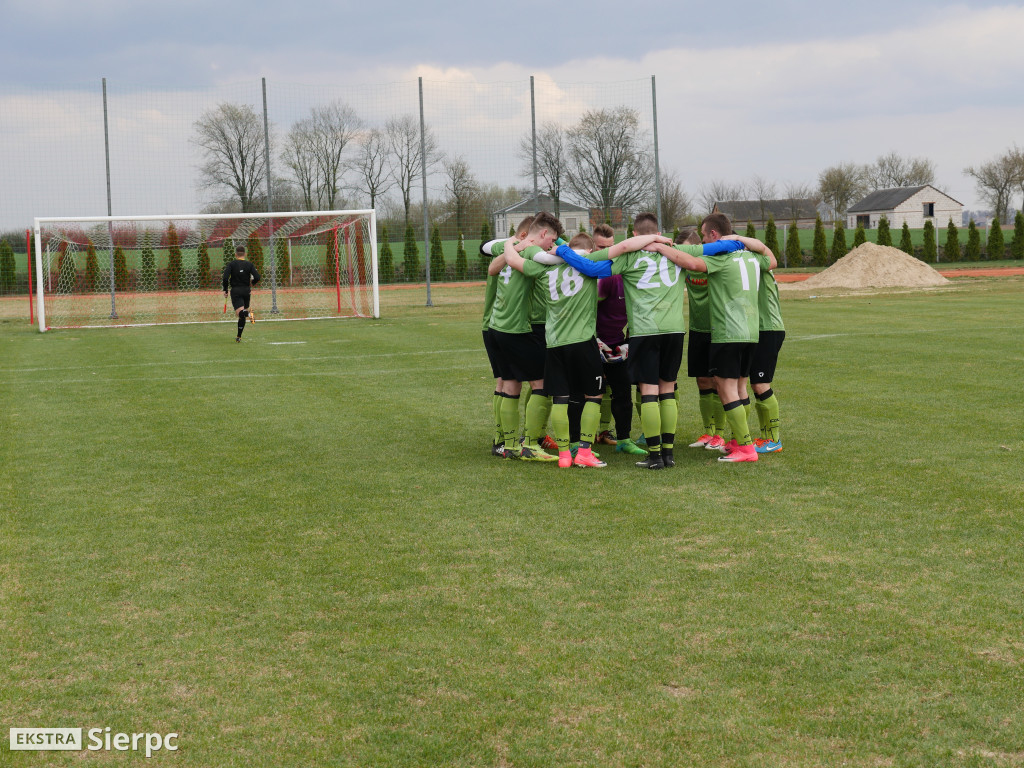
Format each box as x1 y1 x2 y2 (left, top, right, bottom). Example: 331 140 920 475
3 0 1023 228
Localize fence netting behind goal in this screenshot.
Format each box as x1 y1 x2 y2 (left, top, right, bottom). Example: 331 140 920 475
35 211 377 329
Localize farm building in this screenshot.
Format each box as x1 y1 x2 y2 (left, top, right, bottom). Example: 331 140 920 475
846 185 963 229
712 199 820 229
491 194 590 237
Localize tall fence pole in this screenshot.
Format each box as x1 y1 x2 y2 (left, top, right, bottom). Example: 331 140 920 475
420 77 432 307
651 75 663 231
25 229 34 324
262 77 279 314
102 77 118 319
530 76 538 204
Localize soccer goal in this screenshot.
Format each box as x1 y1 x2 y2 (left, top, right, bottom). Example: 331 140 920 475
32 210 378 331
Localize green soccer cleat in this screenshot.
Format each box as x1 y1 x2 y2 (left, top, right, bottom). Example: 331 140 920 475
615 438 648 456
520 444 558 462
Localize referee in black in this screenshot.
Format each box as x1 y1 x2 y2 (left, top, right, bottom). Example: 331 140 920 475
222 245 260 342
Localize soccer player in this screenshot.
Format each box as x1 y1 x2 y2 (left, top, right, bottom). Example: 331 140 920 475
485 212 564 460
701 218 786 454
676 227 729 452
647 214 777 462
556 213 745 469
502 228 670 467
592 224 646 456
481 216 534 456
222 245 260 342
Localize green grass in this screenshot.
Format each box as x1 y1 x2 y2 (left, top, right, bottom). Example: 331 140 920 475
2 278 1023 766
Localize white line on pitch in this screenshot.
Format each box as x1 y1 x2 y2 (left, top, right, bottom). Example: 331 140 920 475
268 341 307 345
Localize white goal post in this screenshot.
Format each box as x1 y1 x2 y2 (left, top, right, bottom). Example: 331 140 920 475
32 210 379 331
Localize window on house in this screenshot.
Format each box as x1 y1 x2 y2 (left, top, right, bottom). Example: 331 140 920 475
923 202 935 218
565 217 577 231
857 215 871 228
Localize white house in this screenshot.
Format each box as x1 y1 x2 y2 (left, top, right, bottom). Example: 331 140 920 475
491 194 590 237
846 185 963 229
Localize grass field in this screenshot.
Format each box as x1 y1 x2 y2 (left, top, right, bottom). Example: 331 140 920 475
2 277 1023 767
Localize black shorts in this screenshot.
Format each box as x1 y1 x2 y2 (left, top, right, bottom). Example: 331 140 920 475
229 288 251 311
482 329 501 379
531 323 546 346
545 339 604 399
491 328 546 383
627 333 684 386
687 330 712 378
751 330 786 384
709 342 754 380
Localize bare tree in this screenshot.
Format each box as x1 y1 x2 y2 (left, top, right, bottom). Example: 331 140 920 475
650 169 692 230
698 180 746 216
518 122 568 216
443 156 479 235
866 151 936 190
565 107 653 220
964 149 1022 220
750 175 777 222
280 101 361 211
350 128 394 210
386 114 442 225
193 103 268 212
817 164 868 222
781 181 820 221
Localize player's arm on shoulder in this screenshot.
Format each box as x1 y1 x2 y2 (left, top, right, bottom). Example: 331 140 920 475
554 245 612 278
504 240 527 273
649 242 706 272
610 233 671 258
487 249 507 276
531 250 565 266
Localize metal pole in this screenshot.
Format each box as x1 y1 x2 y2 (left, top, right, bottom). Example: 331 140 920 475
419 77 432 307
651 75 663 231
102 78 118 318
530 75 538 204
262 77 279 314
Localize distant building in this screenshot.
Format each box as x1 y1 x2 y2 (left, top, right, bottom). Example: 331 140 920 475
712 199 820 229
846 185 963 229
491 194 590 237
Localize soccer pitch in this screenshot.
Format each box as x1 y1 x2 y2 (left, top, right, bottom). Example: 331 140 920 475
1 278 1022 767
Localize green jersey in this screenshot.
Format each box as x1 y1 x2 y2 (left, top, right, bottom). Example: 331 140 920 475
703 250 771 344
685 270 711 333
486 240 534 334
758 269 785 332
482 273 498 331
521 250 597 347
608 244 704 337
529 267 548 325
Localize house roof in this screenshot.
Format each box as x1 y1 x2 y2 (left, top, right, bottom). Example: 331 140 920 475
847 184 963 213
714 199 819 222
493 193 589 216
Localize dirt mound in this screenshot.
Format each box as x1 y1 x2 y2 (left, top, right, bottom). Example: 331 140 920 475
796 243 950 290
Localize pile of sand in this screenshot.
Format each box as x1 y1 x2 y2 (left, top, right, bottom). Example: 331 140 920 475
794 242 949 290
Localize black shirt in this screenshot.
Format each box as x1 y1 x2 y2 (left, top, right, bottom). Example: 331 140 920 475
222 259 261 292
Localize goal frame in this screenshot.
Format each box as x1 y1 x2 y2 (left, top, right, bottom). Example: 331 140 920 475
33 209 379 332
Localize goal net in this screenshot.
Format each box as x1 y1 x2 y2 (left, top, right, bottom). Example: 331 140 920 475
32 210 378 331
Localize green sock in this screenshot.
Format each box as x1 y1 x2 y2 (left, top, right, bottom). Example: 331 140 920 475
640 400 661 453
753 398 769 440
658 395 678 449
580 401 601 446
711 394 727 437
550 403 570 452
698 391 716 434
524 394 552 446
493 392 503 444
724 402 752 446
500 395 520 449
761 393 781 443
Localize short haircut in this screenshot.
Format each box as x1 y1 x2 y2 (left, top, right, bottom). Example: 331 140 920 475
568 232 594 252
701 213 733 237
675 227 701 245
235 245 246 255
530 211 564 238
515 216 535 237
593 223 614 239
633 212 660 235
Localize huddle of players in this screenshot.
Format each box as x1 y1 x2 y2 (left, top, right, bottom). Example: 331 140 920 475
481 209 783 468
